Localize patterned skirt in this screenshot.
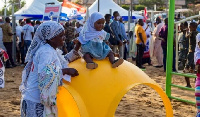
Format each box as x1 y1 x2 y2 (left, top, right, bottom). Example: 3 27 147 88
21 99 44 117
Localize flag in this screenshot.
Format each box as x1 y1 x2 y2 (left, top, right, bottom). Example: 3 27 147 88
144 7 148 20
62 0 86 14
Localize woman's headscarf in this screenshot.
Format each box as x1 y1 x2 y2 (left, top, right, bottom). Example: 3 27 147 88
78 12 106 44
20 21 64 92
195 33 200 63
25 21 64 63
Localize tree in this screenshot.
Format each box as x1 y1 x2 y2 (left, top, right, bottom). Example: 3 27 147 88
121 5 129 10
135 5 146 11
0 0 26 16
186 0 195 4
138 0 165 10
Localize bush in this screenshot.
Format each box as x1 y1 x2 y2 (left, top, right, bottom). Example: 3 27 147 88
74 0 81 5
135 5 146 11
157 7 166 11
122 5 130 10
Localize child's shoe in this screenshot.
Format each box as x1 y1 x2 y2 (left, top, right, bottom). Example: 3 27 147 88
86 62 98 69
112 58 124 68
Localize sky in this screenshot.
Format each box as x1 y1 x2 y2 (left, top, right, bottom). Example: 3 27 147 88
0 0 27 10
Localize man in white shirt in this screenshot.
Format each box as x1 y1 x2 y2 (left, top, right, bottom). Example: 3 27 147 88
16 20 25 64
75 22 83 37
34 20 41 33
21 19 34 56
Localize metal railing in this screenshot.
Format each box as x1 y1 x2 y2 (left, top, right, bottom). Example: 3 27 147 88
166 6 200 104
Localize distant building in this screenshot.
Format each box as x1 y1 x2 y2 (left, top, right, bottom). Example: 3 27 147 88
175 0 186 8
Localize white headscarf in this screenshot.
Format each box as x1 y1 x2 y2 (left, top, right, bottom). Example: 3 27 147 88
20 21 64 92
195 33 200 64
78 12 106 44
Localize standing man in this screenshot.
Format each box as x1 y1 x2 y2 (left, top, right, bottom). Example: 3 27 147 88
75 22 83 37
34 20 41 33
110 11 123 58
104 14 114 47
16 20 25 65
21 19 34 56
104 14 112 34
0 17 16 68
119 17 128 60
178 22 189 70
159 18 176 72
135 19 147 69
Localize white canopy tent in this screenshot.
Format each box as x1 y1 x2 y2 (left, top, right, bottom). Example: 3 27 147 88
14 0 61 20
89 0 143 20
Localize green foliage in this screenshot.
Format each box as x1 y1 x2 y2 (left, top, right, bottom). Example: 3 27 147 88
186 0 195 5
157 7 166 11
134 5 146 11
0 0 26 16
74 0 81 4
138 0 165 10
121 5 130 10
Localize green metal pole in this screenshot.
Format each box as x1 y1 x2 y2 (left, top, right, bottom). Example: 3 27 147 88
166 0 175 97
171 72 196 78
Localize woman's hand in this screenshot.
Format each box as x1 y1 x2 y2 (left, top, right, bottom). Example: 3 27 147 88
62 68 79 77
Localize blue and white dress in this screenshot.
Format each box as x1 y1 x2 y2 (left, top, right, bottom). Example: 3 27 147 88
81 33 111 60
78 12 112 60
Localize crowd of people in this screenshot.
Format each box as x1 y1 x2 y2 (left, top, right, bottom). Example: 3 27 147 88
1 11 200 116
1 12 200 85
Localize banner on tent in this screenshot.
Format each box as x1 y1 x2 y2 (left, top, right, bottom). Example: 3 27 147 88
43 5 61 22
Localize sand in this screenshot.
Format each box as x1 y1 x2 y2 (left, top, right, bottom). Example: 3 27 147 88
0 60 196 117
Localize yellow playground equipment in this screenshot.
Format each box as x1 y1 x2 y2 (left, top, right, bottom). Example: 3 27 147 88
57 59 173 117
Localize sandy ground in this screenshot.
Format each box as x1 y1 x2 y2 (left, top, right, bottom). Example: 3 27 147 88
0 59 197 117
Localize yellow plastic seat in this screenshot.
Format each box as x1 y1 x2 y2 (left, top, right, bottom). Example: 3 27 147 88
57 59 173 117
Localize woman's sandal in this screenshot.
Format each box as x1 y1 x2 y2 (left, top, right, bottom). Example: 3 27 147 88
86 62 98 69
112 58 124 68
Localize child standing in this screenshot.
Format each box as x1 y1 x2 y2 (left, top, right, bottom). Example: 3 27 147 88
184 22 198 88
77 12 124 69
184 22 198 73
195 33 200 117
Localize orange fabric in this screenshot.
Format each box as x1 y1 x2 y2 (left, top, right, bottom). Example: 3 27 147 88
62 0 86 13
135 24 147 44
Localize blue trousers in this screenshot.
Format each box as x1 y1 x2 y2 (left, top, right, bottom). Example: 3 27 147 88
24 40 31 56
